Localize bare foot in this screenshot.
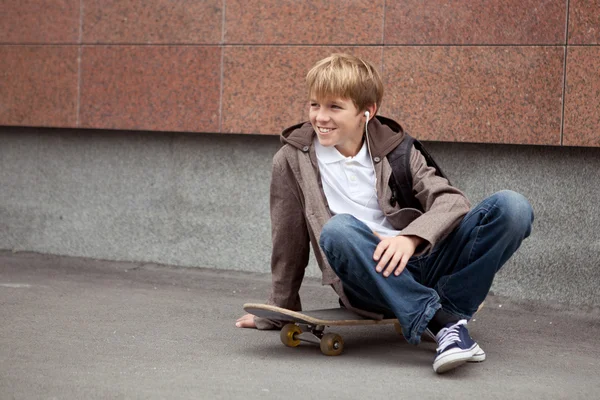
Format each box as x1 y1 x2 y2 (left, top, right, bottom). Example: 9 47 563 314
236 313 257 328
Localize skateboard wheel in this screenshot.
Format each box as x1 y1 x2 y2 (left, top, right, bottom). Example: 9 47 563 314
280 324 302 347
320 333 344 356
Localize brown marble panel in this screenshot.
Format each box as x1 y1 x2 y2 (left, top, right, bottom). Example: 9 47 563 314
79 46 220 132
385 0 566 44
225 0 384 44
1 0 79 43
0 46 78 127
82 0 222 44
564 47 600 146
381 47 564 145
568 0 600 44
221 46 382 134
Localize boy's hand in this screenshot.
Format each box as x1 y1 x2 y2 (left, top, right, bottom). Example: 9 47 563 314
236 313 257 328
372 233 423 277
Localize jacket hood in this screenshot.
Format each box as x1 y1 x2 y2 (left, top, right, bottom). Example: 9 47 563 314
280 115 407 158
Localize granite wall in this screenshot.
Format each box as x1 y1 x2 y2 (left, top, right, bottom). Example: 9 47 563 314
1 1 599 146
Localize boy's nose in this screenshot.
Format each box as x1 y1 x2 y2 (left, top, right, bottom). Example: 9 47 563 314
315 109 330 123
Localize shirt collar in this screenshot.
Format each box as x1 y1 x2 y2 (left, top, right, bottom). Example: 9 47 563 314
313 137 372 167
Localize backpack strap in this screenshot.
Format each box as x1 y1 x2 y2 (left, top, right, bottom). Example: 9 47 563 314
386 134 450 211
412 138 451 185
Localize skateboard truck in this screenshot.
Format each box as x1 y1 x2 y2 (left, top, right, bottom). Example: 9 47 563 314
280 323 344 356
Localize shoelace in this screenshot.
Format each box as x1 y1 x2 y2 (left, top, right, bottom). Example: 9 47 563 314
436 319 468 353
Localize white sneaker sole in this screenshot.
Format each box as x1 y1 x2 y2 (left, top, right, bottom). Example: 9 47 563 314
469 348 486 362
433 344 481 374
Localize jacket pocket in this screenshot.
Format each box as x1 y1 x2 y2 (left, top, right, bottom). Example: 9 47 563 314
384 207 423 230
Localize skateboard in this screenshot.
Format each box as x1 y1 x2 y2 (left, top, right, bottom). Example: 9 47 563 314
243 303 400 356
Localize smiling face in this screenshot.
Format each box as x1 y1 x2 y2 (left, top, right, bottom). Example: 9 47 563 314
305 54 383 156
309 97 369 157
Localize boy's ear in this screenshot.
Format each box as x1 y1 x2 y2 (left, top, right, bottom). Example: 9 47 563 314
365 104 377 120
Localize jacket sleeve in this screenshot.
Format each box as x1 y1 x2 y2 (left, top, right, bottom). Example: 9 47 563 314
254 151 310 330
399 146 471 254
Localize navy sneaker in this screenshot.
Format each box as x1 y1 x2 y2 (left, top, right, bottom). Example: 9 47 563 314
424 328 486 362
433 320 483 373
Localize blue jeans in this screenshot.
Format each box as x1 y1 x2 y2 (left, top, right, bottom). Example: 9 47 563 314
319 190 534 345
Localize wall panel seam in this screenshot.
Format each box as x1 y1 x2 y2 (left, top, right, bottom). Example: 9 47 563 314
76 47 82 127
381 0 386 45
219 0 227 132
8 43 588 47
561 0 571 146
76 0 84 126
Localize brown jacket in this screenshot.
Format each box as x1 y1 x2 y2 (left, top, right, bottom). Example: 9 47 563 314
255 116 471 329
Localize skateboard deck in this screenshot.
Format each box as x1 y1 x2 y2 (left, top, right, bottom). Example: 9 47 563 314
243 303 400 356
244 303 397 326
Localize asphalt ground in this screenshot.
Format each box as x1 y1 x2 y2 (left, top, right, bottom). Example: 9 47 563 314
1 251 599 399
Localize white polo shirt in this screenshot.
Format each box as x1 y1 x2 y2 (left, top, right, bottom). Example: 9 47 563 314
314 137 402 237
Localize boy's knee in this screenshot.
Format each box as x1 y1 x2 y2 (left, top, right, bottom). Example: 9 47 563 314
319 214 356 251
492 190 534 236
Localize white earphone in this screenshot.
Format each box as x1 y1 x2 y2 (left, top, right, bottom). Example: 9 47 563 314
362 109 377 204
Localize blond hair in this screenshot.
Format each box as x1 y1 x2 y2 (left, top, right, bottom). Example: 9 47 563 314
306 53 383 113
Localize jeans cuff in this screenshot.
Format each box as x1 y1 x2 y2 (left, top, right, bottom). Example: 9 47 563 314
408 298 441 345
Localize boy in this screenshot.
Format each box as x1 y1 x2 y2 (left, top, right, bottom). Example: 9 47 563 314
236 53 533 373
